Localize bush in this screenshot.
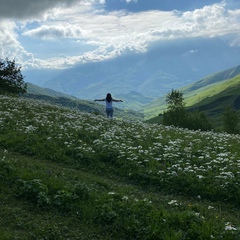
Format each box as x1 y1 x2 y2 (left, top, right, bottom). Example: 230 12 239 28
185 110 212 131
223 107 240 134
162 108 187 127
162 90 212 131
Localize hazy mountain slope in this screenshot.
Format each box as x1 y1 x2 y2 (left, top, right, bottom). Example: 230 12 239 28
43 53 185 100
183 65 240 93
117 91 154 111
27 82 77 98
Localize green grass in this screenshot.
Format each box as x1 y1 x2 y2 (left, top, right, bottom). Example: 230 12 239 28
182 75 240 107
0 95 240 239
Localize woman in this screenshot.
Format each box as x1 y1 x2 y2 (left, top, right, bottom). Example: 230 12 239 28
94 93 123 118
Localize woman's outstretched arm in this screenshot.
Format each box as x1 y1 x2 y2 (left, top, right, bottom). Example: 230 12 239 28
112 99 123 102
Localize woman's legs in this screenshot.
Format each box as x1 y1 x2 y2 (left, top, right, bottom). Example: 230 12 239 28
106 108 114 118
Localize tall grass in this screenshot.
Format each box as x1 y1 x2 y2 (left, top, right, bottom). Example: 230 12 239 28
0 95 240 239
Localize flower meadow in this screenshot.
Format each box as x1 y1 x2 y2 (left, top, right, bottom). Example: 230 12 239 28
0 95 240 239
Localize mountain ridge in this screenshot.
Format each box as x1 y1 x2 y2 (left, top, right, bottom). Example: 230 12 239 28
145 65 240 124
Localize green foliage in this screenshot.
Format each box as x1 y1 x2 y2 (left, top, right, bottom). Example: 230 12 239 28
163 89 187 127
17 179 50 206
0 152 14 182
162 108 187 127
0 58 27 95
162 90 212 131
223 107 240 134
0 95 240 239
166 89 185 110
185 110 213 131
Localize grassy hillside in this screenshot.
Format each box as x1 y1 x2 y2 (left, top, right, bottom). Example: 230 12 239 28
185 74 240 108
182 65 240 93
1 95 240 239
179 74 240 128
144 65 240 123
26 82 77 99
27 82 148 117
25 94 144 123
146 75 240 125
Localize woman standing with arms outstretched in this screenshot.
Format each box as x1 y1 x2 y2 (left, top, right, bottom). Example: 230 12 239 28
94 93 123 119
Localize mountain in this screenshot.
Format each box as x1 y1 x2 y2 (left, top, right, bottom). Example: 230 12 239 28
180 65 240 109
145 65 240 122
185 73 240 116
182 65 240 97
26 82 77 98
24 38 240 102
42 53 184 100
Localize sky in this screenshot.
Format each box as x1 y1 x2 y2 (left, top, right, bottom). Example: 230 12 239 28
1 0 240 71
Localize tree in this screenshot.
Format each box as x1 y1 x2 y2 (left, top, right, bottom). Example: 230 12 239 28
162 89 187 127
0 58 27 95
165 89 185 111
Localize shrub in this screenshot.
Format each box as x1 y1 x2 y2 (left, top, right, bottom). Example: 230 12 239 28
223 107 240 134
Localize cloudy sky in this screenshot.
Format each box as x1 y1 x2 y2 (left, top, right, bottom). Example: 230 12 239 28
1 0 240 70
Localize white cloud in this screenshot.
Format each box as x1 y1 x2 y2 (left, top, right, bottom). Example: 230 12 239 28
0 21 18 48
1 1 240 69
0 20 34 65
23 25 87 40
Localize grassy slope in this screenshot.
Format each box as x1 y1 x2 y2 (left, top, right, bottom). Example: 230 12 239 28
145 73 240 125
26 82 77 99
26 83 144 121
182 74 240 127
143 65 240 119
1 95 240 239
25 94 144 122
182 73 240 108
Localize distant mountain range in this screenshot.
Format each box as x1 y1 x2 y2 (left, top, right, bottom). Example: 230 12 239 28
24 38 240 103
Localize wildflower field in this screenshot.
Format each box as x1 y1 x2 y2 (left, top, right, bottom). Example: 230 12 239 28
0 95 240 239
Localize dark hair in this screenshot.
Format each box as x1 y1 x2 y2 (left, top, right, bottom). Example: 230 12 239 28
106 93 112 102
